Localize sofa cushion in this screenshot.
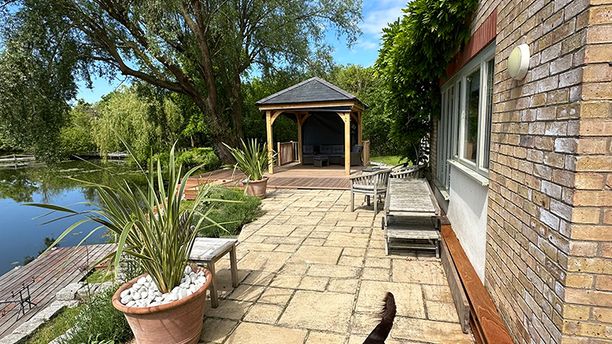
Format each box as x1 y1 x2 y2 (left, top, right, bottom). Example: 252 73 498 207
303 145 314 154
320 145 333 154
331 145 344 154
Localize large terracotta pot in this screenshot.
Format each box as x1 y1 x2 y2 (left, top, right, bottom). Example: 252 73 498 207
243 177 268 198
112 268 212 344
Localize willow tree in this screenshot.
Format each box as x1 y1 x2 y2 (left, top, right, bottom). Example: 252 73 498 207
2 0 361 160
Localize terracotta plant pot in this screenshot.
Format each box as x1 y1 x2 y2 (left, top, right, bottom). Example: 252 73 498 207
243 177 268 198
112 268 212 344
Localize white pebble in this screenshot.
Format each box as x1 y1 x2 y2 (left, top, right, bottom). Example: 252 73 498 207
120 269 203 307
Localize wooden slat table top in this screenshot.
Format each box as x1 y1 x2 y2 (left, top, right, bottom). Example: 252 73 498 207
0 244 115 338
387 178 438 214
189 238 238 262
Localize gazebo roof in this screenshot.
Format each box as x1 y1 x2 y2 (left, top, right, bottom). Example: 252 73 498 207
256 77 365 107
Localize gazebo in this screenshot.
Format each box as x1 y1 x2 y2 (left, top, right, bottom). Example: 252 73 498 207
256 77 366 176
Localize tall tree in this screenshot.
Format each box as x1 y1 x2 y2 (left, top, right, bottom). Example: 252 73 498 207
0 1 85 157
2 0 361 161
376 0 477 163
328 65 396 156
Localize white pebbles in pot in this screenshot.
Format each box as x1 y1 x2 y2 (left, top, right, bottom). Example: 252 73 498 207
119 266 207 308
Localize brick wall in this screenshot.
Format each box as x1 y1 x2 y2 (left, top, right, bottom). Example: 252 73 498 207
562 0 612 342
483 0 611 343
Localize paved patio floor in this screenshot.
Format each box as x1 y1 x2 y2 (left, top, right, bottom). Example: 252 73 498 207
200 189 474 344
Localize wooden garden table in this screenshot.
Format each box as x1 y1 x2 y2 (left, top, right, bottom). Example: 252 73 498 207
189 238 239 308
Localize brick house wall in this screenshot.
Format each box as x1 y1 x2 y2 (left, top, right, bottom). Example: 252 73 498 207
562 0 612 341
483 0 611 343
434 0 611 342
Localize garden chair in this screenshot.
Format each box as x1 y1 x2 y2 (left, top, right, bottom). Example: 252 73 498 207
390 163 426 179
350 168 392 214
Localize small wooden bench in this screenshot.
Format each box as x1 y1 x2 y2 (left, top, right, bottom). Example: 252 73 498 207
189 238 239 308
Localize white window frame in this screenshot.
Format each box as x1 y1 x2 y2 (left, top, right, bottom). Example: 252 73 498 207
439 43 495 181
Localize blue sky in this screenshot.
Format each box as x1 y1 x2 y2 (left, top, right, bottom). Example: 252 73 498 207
76 1 407 103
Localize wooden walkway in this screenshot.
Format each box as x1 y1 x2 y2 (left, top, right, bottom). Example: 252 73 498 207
185 163 364 199
0 244 115 338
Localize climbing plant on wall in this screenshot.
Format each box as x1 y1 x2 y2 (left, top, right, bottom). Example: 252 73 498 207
375 0 479 163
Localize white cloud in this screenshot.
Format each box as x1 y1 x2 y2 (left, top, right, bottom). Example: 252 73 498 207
356 39 379 50
361 1 407 35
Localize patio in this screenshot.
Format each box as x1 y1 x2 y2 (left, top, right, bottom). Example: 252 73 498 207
186 163 366 199
199 189 473 343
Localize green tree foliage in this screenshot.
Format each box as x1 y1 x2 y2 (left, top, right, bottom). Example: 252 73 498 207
242 71 304 143
376 0 478 163
0 1 86 158
93 85 185 163
175 147 220 170
59 101 98 157
3 0 361 161
328 65 396 156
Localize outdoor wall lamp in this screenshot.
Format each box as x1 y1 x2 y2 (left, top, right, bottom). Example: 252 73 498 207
507 44 530 80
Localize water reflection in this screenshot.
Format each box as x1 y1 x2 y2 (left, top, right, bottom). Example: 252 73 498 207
0 160 145 275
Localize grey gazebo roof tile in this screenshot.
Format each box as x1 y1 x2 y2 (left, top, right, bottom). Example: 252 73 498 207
256 77 362 105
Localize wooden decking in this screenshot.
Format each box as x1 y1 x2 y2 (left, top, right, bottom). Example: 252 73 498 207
0 244 114 338
185 162 364 198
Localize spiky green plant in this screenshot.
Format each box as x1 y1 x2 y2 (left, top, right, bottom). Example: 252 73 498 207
27 144 230 293
223 139 269 181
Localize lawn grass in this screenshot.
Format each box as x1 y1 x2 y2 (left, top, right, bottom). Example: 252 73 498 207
182 186 262 237
26 305 82 344
370 155 407 166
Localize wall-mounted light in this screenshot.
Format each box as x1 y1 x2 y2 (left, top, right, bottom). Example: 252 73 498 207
507 44 530 80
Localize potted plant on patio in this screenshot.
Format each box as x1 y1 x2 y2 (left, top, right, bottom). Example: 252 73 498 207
224 138 270 198
28 145 224 344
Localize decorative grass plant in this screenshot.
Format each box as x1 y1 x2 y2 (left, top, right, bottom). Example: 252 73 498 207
223 138 269 182
28 144 228 293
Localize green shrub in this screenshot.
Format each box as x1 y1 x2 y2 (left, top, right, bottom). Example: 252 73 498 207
184 186 262 237
59 126 97 157
26 285 132 344
152 147 220 172
175 147 220 171
66 287 132 344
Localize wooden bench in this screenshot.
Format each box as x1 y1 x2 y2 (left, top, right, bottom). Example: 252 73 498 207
189 238 239 308
383 178 441 256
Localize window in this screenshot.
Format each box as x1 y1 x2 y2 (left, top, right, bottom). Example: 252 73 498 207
482 59 494 169
463 68 480 163
436 43 495 186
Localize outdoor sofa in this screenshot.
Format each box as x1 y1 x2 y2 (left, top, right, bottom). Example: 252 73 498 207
302 144 362 166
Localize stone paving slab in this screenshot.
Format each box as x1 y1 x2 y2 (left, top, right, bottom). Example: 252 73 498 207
199 189 474 344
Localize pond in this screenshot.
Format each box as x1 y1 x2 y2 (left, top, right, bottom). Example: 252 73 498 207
0 160 146 275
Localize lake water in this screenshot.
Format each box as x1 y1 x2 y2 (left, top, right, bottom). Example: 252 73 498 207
0 160 145 275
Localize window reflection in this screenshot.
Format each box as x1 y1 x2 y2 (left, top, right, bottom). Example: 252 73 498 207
463 69 480 163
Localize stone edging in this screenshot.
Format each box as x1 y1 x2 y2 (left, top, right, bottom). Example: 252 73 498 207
0 282 114 344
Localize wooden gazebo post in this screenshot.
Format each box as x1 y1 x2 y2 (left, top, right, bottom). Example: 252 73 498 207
265 111 274 174
265 111 282 174
338 112 351 176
